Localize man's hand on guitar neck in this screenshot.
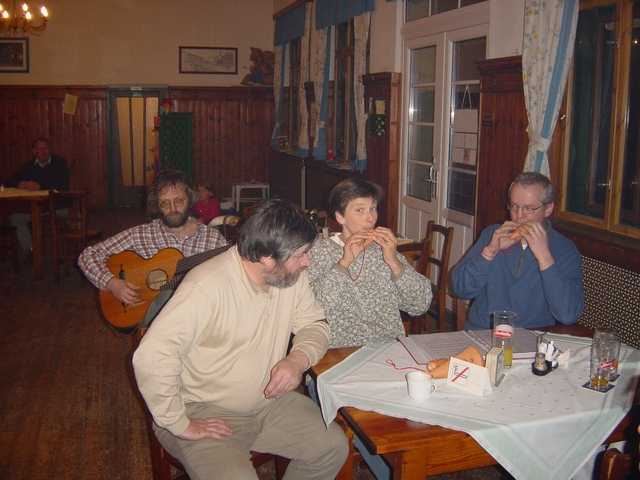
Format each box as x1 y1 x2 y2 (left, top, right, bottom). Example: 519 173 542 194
106 278 141 305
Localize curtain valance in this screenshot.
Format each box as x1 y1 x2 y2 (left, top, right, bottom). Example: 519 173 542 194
275 3 307 46
315 0 375 30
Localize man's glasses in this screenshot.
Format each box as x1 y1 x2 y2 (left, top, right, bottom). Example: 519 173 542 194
507 202 545 215
159 198 187 210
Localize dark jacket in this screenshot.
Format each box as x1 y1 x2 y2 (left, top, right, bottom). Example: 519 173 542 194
7 155 69 190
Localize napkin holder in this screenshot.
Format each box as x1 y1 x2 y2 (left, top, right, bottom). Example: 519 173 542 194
446 357 493 396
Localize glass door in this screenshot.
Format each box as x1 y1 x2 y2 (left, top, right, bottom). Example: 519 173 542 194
401 26 486 270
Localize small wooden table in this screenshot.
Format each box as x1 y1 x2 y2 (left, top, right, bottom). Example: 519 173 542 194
311 325 636 479
0 188 50 280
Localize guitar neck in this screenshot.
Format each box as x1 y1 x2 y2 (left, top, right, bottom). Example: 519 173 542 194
172 244 233 277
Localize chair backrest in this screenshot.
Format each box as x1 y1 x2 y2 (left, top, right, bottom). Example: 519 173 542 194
415 221 454 284
399 221 454 332
49 190 89 241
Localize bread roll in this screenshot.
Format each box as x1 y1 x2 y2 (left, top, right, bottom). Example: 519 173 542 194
425 345 485 379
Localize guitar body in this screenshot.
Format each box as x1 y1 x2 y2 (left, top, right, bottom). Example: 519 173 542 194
99 248 184 330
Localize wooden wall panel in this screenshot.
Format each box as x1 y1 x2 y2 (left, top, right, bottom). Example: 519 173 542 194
0 86 108 208
476 56 529 237
168 87 274 200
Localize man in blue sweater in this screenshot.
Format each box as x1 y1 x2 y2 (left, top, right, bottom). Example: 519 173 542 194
451 172 584 329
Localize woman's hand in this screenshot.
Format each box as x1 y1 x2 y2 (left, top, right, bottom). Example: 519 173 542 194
371 227 403 277
338 231 374 269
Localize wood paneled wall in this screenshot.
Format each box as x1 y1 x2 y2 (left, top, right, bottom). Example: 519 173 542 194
476 56 529 237
169 86 274 199
0 86 109 208
0 86 274 209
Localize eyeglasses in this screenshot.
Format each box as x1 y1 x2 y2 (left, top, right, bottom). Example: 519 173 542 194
507 202 545 215
159 197 187 210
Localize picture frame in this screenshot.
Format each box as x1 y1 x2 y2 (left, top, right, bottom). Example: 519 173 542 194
0 37 29 73
179 46 237 74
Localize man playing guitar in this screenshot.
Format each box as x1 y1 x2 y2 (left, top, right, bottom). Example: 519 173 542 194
78 169 227 329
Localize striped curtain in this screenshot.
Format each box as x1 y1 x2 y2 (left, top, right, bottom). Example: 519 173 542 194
353 11 370 172
522 0 579 176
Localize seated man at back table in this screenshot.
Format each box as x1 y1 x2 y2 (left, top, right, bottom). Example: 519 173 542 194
78 169 227 327
6 137 70 255
133 199 348 479
451 172 584 329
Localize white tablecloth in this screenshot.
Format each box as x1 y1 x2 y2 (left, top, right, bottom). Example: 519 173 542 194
317 333 640 480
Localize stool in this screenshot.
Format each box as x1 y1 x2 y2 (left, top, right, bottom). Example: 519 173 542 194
232 183 270 212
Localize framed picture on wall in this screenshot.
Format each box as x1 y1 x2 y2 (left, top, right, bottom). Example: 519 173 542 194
179 46 237 74
0 37 29 73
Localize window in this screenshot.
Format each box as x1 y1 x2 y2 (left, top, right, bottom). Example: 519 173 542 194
281 38 301 150
406 0 485 22
560 0 640 237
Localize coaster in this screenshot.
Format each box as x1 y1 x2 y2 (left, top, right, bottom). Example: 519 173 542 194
582 381 614 393
608 373 620 382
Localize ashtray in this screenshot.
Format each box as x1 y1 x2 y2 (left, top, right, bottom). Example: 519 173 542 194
582 381 614 393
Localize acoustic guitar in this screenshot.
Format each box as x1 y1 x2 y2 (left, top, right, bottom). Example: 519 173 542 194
99 245 232 331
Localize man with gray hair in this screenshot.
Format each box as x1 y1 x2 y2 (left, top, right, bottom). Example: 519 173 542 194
451 172 584 329
133 199 348 479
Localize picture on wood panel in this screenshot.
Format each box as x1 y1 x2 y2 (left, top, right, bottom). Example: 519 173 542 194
0 37 29 73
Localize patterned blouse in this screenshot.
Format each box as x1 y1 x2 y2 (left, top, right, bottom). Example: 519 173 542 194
78 219 227 289
308 235 432 348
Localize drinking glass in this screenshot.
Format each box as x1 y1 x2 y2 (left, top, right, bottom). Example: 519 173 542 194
490 311 517 368
592 329 621 381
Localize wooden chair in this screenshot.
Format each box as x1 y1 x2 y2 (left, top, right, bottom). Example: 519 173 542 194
134 329 289 480
49 190 102 281
399 220 454 333
599 448 635 480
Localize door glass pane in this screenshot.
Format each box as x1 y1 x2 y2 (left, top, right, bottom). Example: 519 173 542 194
453 37 486 81
406 0 429 22
407 162 434 201
447 37 485 214
566 6 616 220
411 87 435 123
447 170 475 214
409 125 434 162
433 0 458 14
621 2 640 228
411 47 436 84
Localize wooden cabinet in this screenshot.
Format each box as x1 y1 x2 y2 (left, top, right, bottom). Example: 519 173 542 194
363 72 401 230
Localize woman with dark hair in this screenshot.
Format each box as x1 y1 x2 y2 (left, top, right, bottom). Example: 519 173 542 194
308 177 432 348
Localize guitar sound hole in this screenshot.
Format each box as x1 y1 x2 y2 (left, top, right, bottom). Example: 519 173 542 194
147 269 169 291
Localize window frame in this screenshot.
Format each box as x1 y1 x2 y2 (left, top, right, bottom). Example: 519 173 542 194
557 0 640 240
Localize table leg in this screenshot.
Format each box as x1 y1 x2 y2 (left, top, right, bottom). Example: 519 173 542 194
30 200 43 280
388 449 429 480
335 415 358 480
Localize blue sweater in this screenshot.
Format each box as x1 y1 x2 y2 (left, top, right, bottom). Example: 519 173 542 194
451 223 584 329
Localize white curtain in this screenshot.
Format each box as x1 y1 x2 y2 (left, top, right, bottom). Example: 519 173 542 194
353 11 370 171
522 0 578 176
297 3 311 151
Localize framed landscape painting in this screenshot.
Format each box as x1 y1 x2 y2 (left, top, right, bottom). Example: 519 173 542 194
179 46 237 74
0 38 29 73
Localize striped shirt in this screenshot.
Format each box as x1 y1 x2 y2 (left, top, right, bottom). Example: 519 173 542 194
78 218 227 289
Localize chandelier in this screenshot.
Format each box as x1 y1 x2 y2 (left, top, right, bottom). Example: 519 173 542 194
0 2 49 35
